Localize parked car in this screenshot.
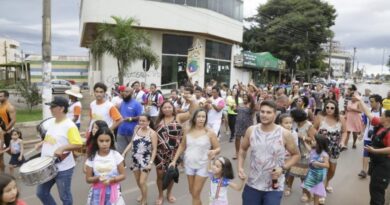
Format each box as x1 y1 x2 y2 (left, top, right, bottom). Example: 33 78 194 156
51 79 71 94
80 82 89 90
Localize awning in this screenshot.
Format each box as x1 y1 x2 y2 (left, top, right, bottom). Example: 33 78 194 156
234 51 286 71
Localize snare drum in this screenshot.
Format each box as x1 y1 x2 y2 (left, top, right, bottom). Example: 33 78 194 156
20 156 58 186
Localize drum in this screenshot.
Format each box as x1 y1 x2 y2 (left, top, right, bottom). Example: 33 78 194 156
36 117 54 140
20 156 58 186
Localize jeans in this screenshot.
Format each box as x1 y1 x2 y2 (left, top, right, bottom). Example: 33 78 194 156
242 185 283 205
116 134 132 154
36 167 74 205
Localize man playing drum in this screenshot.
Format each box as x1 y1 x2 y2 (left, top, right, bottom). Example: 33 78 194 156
35 96 83 205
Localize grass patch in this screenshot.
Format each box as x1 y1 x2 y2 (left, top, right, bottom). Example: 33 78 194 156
16 109 42 123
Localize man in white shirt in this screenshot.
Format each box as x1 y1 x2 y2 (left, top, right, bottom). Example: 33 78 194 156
36 96 83 205
205 86 225 137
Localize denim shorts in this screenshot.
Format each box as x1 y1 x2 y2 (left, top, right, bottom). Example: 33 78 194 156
185 165 208 177
363 140 371 157
242 185 283 205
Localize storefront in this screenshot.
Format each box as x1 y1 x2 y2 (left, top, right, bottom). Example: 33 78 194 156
234 51 286 85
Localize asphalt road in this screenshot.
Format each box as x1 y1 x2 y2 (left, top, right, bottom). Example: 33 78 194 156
13 135 370 205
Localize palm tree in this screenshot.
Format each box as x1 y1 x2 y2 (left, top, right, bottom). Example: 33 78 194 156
90 16 159 85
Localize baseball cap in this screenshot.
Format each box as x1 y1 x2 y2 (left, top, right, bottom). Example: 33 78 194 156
45 96 69 108
118 85 126 92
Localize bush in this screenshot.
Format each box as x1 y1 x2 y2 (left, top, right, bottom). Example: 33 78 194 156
16 81 42 112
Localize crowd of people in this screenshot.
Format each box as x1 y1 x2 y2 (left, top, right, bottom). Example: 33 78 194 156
0 79 389 205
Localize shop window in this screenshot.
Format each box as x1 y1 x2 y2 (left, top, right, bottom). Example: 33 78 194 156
205 40 232 60
204 59 231 87
161 56 188 85
162 34 193 55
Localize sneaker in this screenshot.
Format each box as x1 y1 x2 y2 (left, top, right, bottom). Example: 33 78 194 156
358 170 367 178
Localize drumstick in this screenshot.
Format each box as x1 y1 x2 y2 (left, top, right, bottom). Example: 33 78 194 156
24 149 36 156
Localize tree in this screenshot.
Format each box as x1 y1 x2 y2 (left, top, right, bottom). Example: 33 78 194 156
90 16 159 85
243 0 337 78
16 81 41 112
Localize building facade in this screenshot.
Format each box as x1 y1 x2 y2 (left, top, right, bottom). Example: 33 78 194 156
26 55 89 83
79 0 248 89
0 38 21 64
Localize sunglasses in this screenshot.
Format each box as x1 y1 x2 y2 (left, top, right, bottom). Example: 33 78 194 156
326 106 335 110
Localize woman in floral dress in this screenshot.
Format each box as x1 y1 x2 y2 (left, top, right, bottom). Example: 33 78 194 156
122 114 157 205
153 90 198 205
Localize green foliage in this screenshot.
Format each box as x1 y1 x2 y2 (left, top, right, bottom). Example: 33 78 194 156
16 81 42 112
16 109 42 122
90 16 159 85
243 0 337 75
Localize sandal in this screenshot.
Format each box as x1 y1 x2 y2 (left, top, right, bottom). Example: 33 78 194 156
319 197 326 204
232 155 237 160
167 195 176 203
155 198 163 205
326 186 333 193
301 194 310 202
284 188 291 196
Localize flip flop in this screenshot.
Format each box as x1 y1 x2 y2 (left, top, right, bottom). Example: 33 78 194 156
167 196 176 203
137 196 142 202
326 186 333 193
155 198 163 205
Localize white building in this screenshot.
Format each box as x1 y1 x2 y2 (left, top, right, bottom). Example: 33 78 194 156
79 0 249 89
324 52 352 79
0 38 21 64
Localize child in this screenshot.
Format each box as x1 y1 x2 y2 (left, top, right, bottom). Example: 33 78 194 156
85 127 126 205
0 173 26 205
208 156 245 205
83 120 109 173
302 134 330 205
279 114 298 197
122 114 158 205
1 129 24 177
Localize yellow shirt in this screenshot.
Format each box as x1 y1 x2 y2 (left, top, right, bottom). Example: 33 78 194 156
383 99 390 110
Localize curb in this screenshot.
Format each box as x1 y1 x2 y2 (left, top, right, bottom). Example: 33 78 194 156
15 120 41 127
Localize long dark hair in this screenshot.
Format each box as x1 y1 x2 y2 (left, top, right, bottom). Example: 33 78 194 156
217 156 234 179
86 120 109 149
190 108 208 130
314 133 329 155
88 127 116 160
0 174 18 205
242 93 255 112
156 101 176 127
321 100 340 121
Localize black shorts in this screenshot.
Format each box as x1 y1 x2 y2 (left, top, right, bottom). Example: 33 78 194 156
9 153 24 166
4 132 11 148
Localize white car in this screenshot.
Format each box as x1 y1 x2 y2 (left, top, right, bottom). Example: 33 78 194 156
50 79 71 94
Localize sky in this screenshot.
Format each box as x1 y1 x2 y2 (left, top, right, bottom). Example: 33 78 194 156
1 0 389 75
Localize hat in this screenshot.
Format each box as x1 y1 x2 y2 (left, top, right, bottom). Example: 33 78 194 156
65 86 83 99
45 96 69 108
118 85 126 92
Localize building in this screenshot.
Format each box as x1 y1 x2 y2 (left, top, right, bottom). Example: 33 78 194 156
26 55 89 84
79 0 247 89
0 38 21 64
323 41 352 79
0 38 29 85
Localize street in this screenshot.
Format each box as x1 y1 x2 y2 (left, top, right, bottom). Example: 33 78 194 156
15 135 369 205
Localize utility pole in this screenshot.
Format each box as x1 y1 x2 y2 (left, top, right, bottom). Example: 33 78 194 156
327 38 333 80
381 48 385 74
42 0 52 119
4 41 8 64
351 47 356 77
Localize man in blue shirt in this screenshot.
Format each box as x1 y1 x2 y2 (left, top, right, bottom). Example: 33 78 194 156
116 87 143 154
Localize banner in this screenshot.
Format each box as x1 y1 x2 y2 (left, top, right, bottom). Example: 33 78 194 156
186 40 202 77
